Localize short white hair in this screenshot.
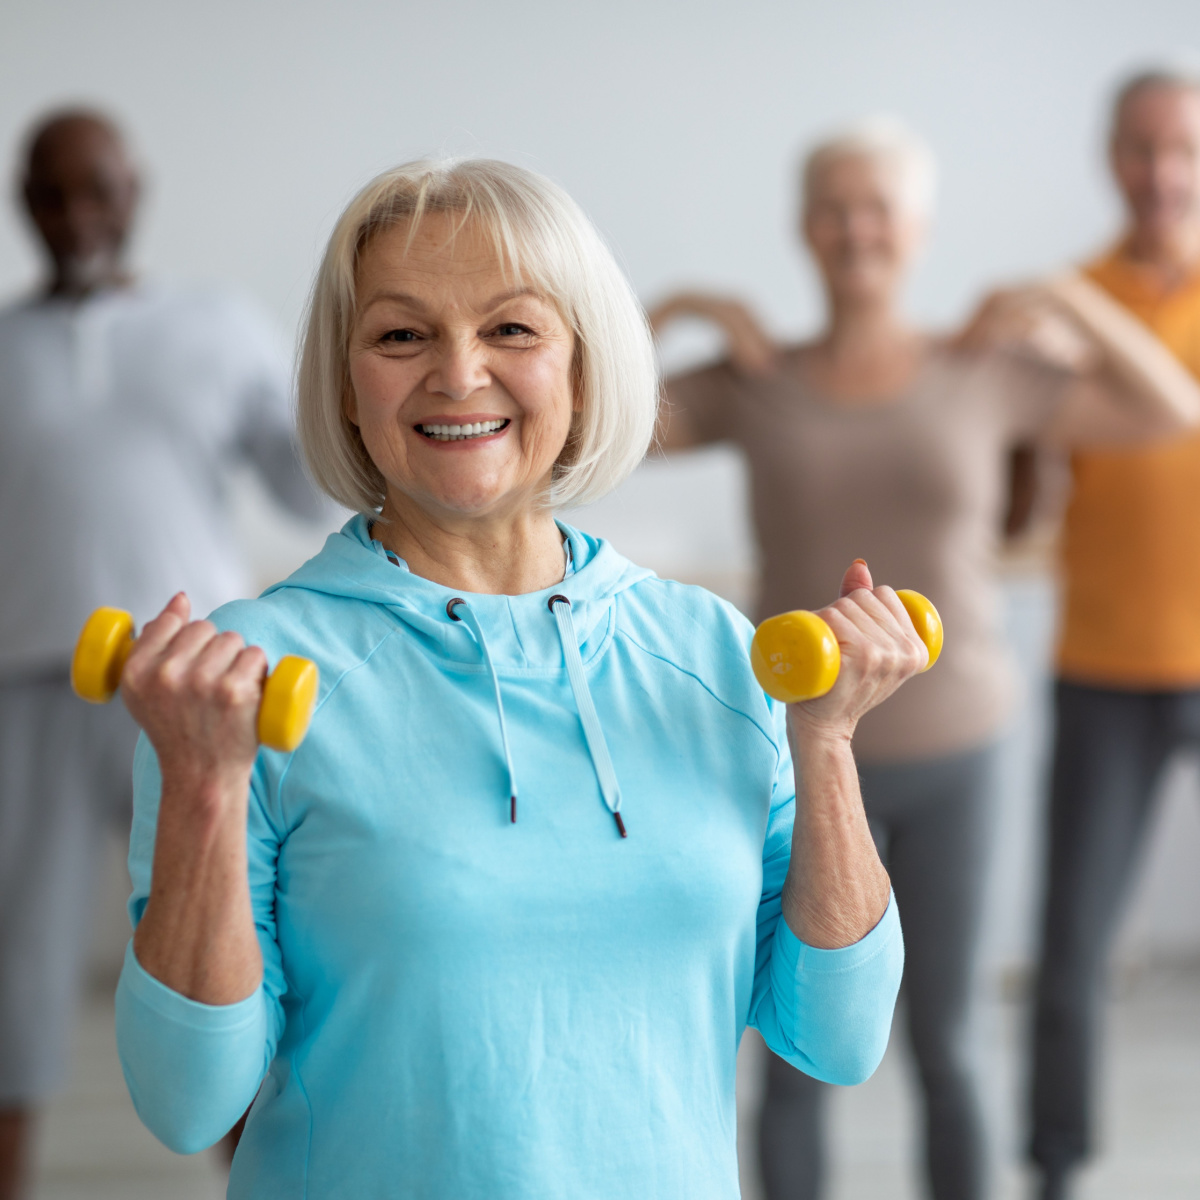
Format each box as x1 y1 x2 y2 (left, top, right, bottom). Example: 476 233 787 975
298 158 658 514
801 116 938 219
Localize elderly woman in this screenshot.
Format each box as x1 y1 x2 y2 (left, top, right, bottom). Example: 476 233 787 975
651 121 1200 1200
111 159 927 1198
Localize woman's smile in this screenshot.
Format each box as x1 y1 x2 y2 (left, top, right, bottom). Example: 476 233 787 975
413 415 512 444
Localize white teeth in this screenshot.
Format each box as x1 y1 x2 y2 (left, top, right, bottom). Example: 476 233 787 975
417 419 507 441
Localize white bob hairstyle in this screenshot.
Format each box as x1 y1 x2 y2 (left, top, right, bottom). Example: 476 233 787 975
298 158 658 514
800 116 939 220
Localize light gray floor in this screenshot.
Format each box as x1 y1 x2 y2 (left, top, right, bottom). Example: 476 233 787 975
30 970 1200 1199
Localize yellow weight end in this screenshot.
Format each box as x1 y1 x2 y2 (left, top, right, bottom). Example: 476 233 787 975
71 607 135 703
751 610 841 704
895 590 943 672
257 655 319 753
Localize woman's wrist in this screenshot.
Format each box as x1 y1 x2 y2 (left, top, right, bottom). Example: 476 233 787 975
786 708 857 755
648 293 704 331
152 765 254 851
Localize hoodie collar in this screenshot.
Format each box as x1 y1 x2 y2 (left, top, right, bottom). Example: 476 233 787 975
264 513 653 673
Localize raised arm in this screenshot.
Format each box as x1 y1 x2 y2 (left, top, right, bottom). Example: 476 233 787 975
959 272 1200 447
648 291 777 451
122 593 265 1004
780 559 926 948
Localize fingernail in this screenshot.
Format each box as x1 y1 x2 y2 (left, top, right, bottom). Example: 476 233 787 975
853 558 867 566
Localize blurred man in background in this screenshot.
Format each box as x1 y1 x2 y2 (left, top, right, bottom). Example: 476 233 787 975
0 109 324 1198
1030 68 1200 1200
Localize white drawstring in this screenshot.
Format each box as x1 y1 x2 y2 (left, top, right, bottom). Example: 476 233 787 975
549 595 626 838
448 598 519 824
444 593 626 838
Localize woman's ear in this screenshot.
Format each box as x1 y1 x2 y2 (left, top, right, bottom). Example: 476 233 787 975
571 339 585 413
342 380 360 427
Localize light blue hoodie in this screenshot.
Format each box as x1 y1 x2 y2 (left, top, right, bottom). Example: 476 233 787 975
115 515 903 1199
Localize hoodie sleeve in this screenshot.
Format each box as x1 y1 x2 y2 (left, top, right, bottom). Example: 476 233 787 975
747 700 904 1085
114 735 287 1154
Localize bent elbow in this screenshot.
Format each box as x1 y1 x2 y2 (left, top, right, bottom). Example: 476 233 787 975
154 1119 224 1158
821 1025 892 1087
122 1069 244 1156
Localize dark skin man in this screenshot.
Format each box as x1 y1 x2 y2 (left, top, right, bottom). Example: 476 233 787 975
0 106 141 1200
0 108 246 1200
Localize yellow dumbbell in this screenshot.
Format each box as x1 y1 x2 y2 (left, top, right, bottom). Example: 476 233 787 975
751 589 943 704
71 606 319 753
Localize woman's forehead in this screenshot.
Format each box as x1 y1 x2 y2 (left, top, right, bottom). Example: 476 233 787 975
355 217 565 319
809 152 901 201
362 213 507 278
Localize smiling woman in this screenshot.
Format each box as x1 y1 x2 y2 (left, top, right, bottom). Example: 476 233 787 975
111 158 915 1200
300 159 656 518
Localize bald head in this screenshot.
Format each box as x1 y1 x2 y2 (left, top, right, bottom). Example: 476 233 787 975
20 109 139 296
1109 72 1200 245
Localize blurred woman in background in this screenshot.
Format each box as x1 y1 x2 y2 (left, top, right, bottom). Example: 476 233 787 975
650 119 1200 1200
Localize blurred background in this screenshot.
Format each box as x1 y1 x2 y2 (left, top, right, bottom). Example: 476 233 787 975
2 1 1199 1197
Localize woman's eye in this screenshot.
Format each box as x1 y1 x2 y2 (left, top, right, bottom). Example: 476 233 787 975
494 323 533 337
381 328 420 344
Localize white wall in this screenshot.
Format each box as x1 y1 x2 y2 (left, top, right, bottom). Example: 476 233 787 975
5 0 1200 974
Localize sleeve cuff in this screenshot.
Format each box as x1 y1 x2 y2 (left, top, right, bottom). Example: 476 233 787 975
774 891 902 976
119 940 265 1032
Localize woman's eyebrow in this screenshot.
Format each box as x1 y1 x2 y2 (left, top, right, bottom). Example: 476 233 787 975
360 288 544 316
360 290 429 314
480 288 542 311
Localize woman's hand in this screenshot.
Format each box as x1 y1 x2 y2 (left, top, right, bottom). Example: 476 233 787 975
121 592 267 795
648 291 778 376
788 559 928 745
954 283 1098 371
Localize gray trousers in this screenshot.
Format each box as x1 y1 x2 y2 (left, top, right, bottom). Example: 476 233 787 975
758 744 996 1200
0 673 138 1103
1029 680 1200 1175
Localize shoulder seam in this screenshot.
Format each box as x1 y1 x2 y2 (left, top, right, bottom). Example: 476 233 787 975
274 624 403 824
614 625 779 753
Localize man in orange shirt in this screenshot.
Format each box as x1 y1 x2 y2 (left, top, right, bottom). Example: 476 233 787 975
1030 69 1200 1200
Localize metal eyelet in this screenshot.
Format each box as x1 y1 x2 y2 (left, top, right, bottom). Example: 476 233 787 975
447 598 465 621
547 593 570 612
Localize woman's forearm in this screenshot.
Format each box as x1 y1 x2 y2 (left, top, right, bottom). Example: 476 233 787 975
132 772 262 1005
1046 272 1200 426
781 726 891 950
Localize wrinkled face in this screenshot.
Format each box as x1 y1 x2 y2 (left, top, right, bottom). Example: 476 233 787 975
22 118 139 291
802 153 925 305
346 213 578 524
1111 84 1200 239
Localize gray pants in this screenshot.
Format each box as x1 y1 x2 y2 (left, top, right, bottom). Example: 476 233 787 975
0 673 138 1103
758 744 996 1200
1029 680 1200 1175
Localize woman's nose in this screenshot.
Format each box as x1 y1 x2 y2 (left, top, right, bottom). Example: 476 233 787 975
426 337 491 401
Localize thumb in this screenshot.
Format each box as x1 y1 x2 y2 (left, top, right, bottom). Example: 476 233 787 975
164 591 192 622
840 558 873 598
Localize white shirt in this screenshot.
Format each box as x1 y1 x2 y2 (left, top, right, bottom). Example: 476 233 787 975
0 281 323 675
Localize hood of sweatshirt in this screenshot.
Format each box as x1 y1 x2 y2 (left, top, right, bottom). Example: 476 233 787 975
262 514 654 673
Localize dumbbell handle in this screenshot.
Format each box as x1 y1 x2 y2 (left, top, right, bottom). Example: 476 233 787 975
751 589 943 704
70 606 319 753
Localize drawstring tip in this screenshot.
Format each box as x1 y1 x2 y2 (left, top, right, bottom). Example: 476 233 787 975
613 811 627 838
510 796 517 824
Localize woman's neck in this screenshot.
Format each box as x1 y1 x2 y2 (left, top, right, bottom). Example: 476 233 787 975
803 292 925 402
371 498 566 596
